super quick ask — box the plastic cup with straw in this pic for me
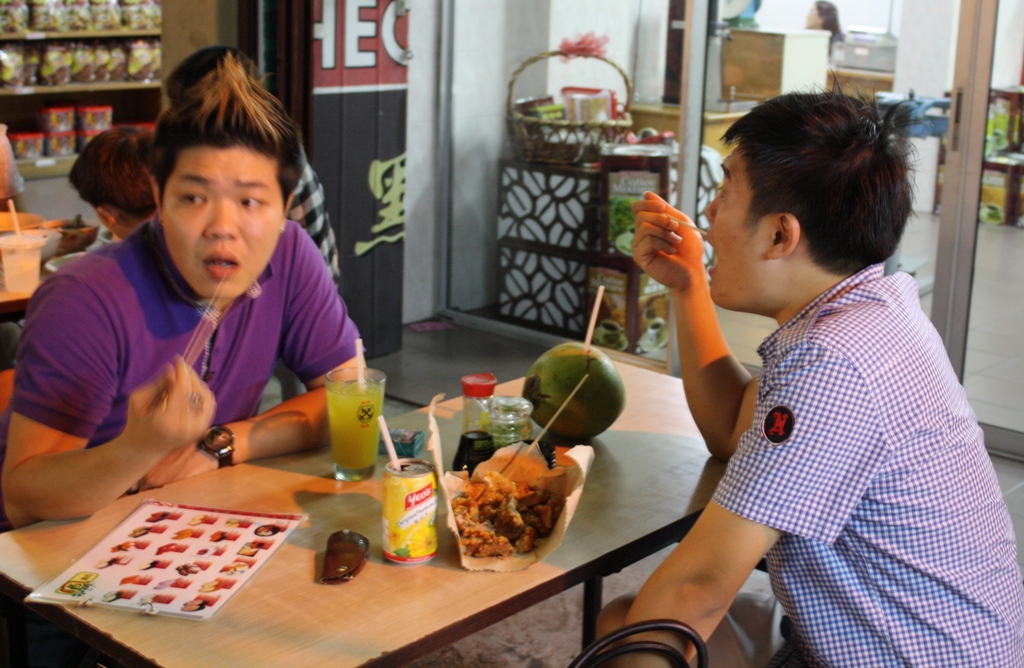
[325,339,386,481]
[2,200,45,293]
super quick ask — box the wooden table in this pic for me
[0,363,723,667]
[0,289,31,322]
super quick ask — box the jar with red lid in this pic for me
[8,132,45,160]
[44,131,76,157]
[77,129,103,152]
[38,106,75,133]
[76,105,113,131]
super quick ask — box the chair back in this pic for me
[567,618,708,668]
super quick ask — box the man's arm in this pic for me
[228,377,330,464]
[632,193,754,459]
[139,358,357,490]
[3,359,215,527]
[611,501,781,666]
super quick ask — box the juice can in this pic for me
[382,458,438,564]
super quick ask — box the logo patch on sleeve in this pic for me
[762,405,795,443]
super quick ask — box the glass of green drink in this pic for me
[325,367,387,481]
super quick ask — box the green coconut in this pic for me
[522,342,626,440]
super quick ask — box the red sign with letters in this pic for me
[312,0,409,91]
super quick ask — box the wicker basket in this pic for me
[506,51,633,165]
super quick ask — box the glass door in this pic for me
[673,0,960,369]
[932,0,1024,459]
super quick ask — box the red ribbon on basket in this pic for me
[558,33,609,61]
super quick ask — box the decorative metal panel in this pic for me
[497,161,599,252]
[497,244,587,335]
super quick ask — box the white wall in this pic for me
[403,0,441,323]
[446,0,551,312]
[992,0,1024,88]
[756,0,903,37]
[891,0,958,213]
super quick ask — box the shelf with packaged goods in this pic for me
[0,29,160,41]
[15,154,78,180]
[0,80,160,96]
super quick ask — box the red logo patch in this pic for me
[762,406,795,443]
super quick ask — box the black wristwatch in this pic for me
[198,425,235,468]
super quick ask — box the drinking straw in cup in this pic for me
[326,366,386,481]
[0,203,45,293]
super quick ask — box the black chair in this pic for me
[567,619,709,668]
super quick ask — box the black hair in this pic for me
[152,54,302,201]
[165,46,257,109]
[69,126,156,218]
[722,89,913,275]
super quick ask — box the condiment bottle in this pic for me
[452,373,497,475]
[489,396,534,448]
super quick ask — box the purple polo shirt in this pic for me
[0,219,359,532]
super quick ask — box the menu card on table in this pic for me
[27,499,305,620]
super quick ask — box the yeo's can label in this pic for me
[382,458,438,564]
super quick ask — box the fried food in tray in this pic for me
[452,471,565,558]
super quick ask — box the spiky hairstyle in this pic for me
[152,54,301,200]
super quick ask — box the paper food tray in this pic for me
[426,397,594,572]
[26,499,305,620]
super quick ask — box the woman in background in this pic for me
[806,1,843,54]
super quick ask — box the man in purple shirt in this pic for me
[0,55,359,535]
[599,91,1024,666]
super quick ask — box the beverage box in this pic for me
[600,144,670,258]
[986,88,1023,157]
[979,158,1015,226]
[587,264,670,357]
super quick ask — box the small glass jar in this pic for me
[489,396,534,448]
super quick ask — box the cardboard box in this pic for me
[587,265,670,357]
[979,158,1014,226]
[986,89,1023,158]
[600,145,670,258]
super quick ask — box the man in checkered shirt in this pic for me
[289,152,340,287]
[599,90,1024,666]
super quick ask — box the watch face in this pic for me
[208,431,232,450]
[204,426,234,458]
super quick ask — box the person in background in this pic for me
[69,126,156,241]
[0,125,26,371]
[165,45,340,290]
[0,124,25,213]
[0,56,359,667]
[599,90,1024,666]
[806,1,843,54]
